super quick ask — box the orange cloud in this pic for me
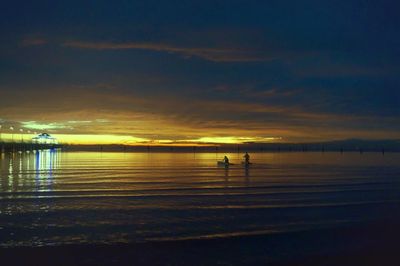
[21,37,47,46]
[1,84,398,144]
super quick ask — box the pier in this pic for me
[0,142,62,153]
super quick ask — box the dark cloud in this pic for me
[63,40,273,62]
[20,37,47,46]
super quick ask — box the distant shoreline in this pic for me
[1,139,400,153]
[61,138,400,153]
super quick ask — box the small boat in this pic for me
[217,161,232,166]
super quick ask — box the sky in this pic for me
[0,0,399,144]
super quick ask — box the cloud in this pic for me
[63,40,275,62]
[20,37,47,46]
[21,121,70,130]
[188,136,282,144]
[1,83,398,142]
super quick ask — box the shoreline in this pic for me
[2,138,400,153]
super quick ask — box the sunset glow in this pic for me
[0,1,398,145]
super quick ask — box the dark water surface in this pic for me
[1,150,399,248]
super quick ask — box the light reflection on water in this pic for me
[0,151,399,247]
[0,149,59,193]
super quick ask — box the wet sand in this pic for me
[1,220,399,266]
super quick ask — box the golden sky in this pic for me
[0,89,398,145]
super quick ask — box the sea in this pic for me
[1,150,400,249]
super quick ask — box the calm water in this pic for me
[0,150,399,247]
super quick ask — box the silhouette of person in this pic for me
[243,152,250,164]
[223,155,229,164]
